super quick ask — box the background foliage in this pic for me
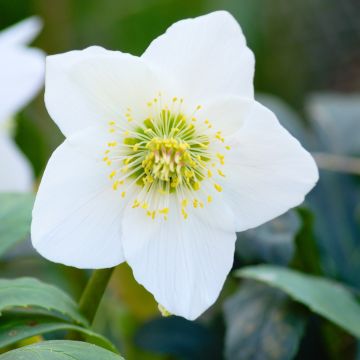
[1,0,360,359]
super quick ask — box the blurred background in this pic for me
[1,0,360,359]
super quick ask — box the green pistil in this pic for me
[123,113,209,192]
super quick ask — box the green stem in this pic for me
[78,267,115,324]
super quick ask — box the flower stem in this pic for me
[78,267,115,324]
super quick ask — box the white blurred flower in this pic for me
[0,17,45,191]
[31,12,318,319]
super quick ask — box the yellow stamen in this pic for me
[214,183,223,192]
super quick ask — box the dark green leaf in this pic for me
[236,210,300,265]
[307,168,360,288]
[0,313,117,353]
[0,193,34,257]
[305,93,360,288]
[223,280,305,360]
[135,316,221,360]
[290,208,322,275]
[238,265,360,338]
[15,112,51,178]
[0,340,124,359]
[0,278,87,326]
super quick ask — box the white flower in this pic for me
[0,17,45,191]
[31,11,318,319]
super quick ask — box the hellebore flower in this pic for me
[0,17,44,191]
[31,11,318,319]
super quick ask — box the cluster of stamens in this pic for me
[102,93,230,220]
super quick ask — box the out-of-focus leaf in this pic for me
[0,340,124,359]
[223,281,305,360]
[0,256,88,302]
[236,210,300,265]
[238,265,360,338]
[0,193,34,257]
[307,93,360,155]
[308,168,360,287]
[305,93,360,288]
[93,295,165,360]
[290,208,322,275]
[0,313,117,353]
[320,321,356,360]
[134,316,221,360]
[356,341,360,360]
[111,264,158,321]
[225,0,263,53]
[0,278,87,326]
[15,112,50,178]
[305,86,360,360]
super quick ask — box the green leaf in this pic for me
[0,313,117,353]
[0,193,34,257]
[237,265,360,338]
[0,340,124,359]
[135,316,221,359]
[15,112,51,178]
[236,210,300,265]
[305,93,360,288]
[0,278,87,326]
[223,281,305,360]
[290,208,322,275]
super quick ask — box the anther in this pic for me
[214,183,223,192]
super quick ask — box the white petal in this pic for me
[200,95,253,136]
[222,100,319,231]
[0,133,33,192]
[0,17,42,47]
[31,129,128,268]
[0,47,44,123]
[142,11,254,103]
[121,197,236,320]
[45,46,160,137]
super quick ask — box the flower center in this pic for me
[103,94,230,220]
[143,137,193,186]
